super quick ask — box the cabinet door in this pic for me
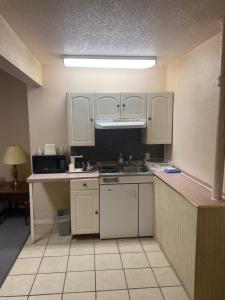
[139,183,154,237]
[71,190,99,235]
[67,93,95,146]
[121,93,147,119]
[95,93,120,119]
[142,93,173,144]
[100,184,138,239]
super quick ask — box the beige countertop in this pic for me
[154,171,225,208]
[27,172,99,183]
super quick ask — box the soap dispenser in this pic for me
[118,153,125,168]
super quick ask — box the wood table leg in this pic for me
[29,183,35,242]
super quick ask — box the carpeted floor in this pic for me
[0,211,30,287]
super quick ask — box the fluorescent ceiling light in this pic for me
[63,56,156,69]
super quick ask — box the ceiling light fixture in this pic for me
[63,56,157,69]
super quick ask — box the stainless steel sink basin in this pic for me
[121,165,149,174]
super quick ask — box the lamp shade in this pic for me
[2,145,27,165]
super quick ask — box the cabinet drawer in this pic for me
[70,179,99,190]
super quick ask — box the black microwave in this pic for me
[32,155,67,174]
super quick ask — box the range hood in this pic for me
[95,119,146,129]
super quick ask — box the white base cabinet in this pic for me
[139,183,154,237]
[70,179,99,235]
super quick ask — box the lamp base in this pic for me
[12,165,20,189]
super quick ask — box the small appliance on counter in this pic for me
[68,155,95,173]
[32,155,67,174]
[44,144,56,155]
[69,155,83,173]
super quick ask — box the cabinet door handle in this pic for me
[83,183,87,187]
[95,210,99,215]
[107,188,112,191]
[122,104,126,107]
[90,118,94,122]
[117,104,120,108]
[148,117,152,121]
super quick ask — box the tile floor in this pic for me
[0,224,190,300]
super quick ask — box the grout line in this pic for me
[61,229,72,299]
[4,234,187,299]
[117,239,131,300]
[94,237,97,300]
[140,240,166,300]
[27,224,54,297]
[7,266,178,278]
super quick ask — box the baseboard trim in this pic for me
[34,219,54,225]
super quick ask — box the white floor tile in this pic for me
[1,237,189,299]
[161,286,190,300]
[29,295,62,300]
[67,255,94,271]
[72,238,94,243]
[118,238,143,253]
[64,271,95,293]
[121,252,149,268]
[52,223,59,233]
[48,233,71,244]
[30,273,65,295]
[97,290,129,300]
[19,245,46,258]
[44,243,70,257]
[96,269,127,291]
[95,253,122,270]
[146,252,170,267]
[10,258,41,275]
[38,256,68,273]
[125,268,158,288]
[0,275,35,296]
[70,242,94,255]
[0,297,28,300]
[140,238,161,252]
[34,224,53,234]
[153,267,180,287]
[25,234,49,246]
[63,292,95,300]
[95,240,119,254]
[129,288,164,300]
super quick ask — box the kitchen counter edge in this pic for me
[153,171,225,208]
[27,172,99,183]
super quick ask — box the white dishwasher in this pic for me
[100,175,153,239]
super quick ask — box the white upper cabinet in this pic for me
[95,93,120,119]
[142,92,173,144]
[121,93,147,119]
[67,93,95,146]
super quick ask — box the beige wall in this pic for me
[0,69,31,182]
[0,15,42,86]
[27,64,166,222]
[165,34,222,189]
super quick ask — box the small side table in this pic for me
[0,182,29,225]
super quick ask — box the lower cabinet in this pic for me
[70,180,99,235]
[139,183,154,237]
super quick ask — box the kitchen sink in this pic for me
[122,166,149,173]
[98,161,151,175]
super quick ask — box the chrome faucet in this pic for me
[128,154,133,166]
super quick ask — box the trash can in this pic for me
[57,209,71,236]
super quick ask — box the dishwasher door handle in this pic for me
[107,188,112,191]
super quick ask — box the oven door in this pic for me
[100,184,138,239]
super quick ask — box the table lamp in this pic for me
[2,145,27,187]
